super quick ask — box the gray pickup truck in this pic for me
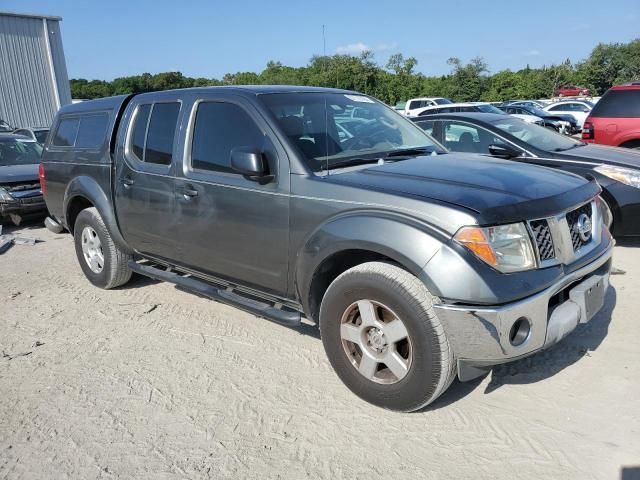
[41,86,614,411]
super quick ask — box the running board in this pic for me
[128,261,302,327]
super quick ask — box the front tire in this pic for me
[73,207,132,289]
[319,262,455,412]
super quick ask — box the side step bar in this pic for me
[128,261,302,327]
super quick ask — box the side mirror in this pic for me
[230,147,272,182]
[488,144,521,159]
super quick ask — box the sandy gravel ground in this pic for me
[1,223,639,480]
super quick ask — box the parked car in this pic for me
[544,100,593,128]
[13,127,50,145]
[403,97,452,116]
[412,112,639,236]
[0,134,47,225]
[555,85,590,97]
[499,104,578,134]
[0,120,13,132]
[41,87,613,411]
[582,83,640,149]
[414,102,505,116]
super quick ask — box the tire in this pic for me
[319,262,455,412]
[73,207,132,289]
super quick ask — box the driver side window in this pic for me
[442,121,510,155]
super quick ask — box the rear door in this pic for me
[114,93,183,260]
[174,93,290,296]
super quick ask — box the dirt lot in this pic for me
[1,223,639,480]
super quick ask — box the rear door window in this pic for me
[52,118,80,146]
[590,90,640,118]
[128,102,180,165]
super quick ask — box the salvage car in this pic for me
[41,87,613,411]
[13,127,50,146]
[412,112,638,236]
[499,104,578,134]
[0,134,47,225]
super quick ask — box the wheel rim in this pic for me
[340,299,413,385]
[81,226,104,273]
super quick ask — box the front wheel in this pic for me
[73,207,132,289]
[319,262,455,412]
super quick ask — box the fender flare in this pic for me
[295,211,448,315]
[63,175,133,254]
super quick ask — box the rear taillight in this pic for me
[38,163,46,195]
[582,121,594,140]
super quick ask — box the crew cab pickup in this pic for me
[41,86,614,411]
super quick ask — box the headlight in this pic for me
[0,187,14,202]
[595,195,613,228]
[594,165,640,189]
[454,222,536,273]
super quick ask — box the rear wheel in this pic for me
[319,262,455,412]
[73,207,132,289]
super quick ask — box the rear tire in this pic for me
[319,262,455,412]
[73,207,132,289]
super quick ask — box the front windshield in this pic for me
[434,98,452,105]
[491,117,582,151]
[0,139,43,166]
[528,107,549,117]
[476,104,505,114]
[260,92,444,172]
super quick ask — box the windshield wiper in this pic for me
[554,143,586,152]
[325,157,384,170]
[384,147,432,158]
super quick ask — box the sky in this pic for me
[4,0,639,80]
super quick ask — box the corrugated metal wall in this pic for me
[0,13,72,129]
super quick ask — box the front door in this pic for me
[114,94,183,260]
[174,94,290,296]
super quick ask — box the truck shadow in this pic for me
[423,287,617,412]
[484,286,617,393]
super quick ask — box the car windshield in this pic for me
[434,98,452,105]
[476,104,504,114]
[0,138,43,166]
[491,117,582,151]
[34,130,49,144]
[528,107,549,117]
[260,92,445,172]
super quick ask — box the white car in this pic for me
[543,100,594,128]
[403,97,453,116]
[411,102,506,117]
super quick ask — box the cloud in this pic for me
[525,49,541,56]
[336,42,398,55]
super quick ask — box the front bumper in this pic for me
[434,245,613,381]
[0,195,47,218]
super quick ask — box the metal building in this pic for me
[0,11,72,129]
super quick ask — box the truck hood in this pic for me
[0,164,39,185]
[324,153,600,224]
[555,144,640,169]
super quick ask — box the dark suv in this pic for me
[40,86,614,411]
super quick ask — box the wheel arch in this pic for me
[63,176,133,254]
[296,213,447,322]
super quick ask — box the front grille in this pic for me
[6,182,41,193]
[529,219,555,261]
[566,203,593,251]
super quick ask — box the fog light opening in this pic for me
[509,317,531,346]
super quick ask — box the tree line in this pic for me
[70,38,640,105]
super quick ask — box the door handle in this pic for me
[122,177,135,188]
[182,188,198,199]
